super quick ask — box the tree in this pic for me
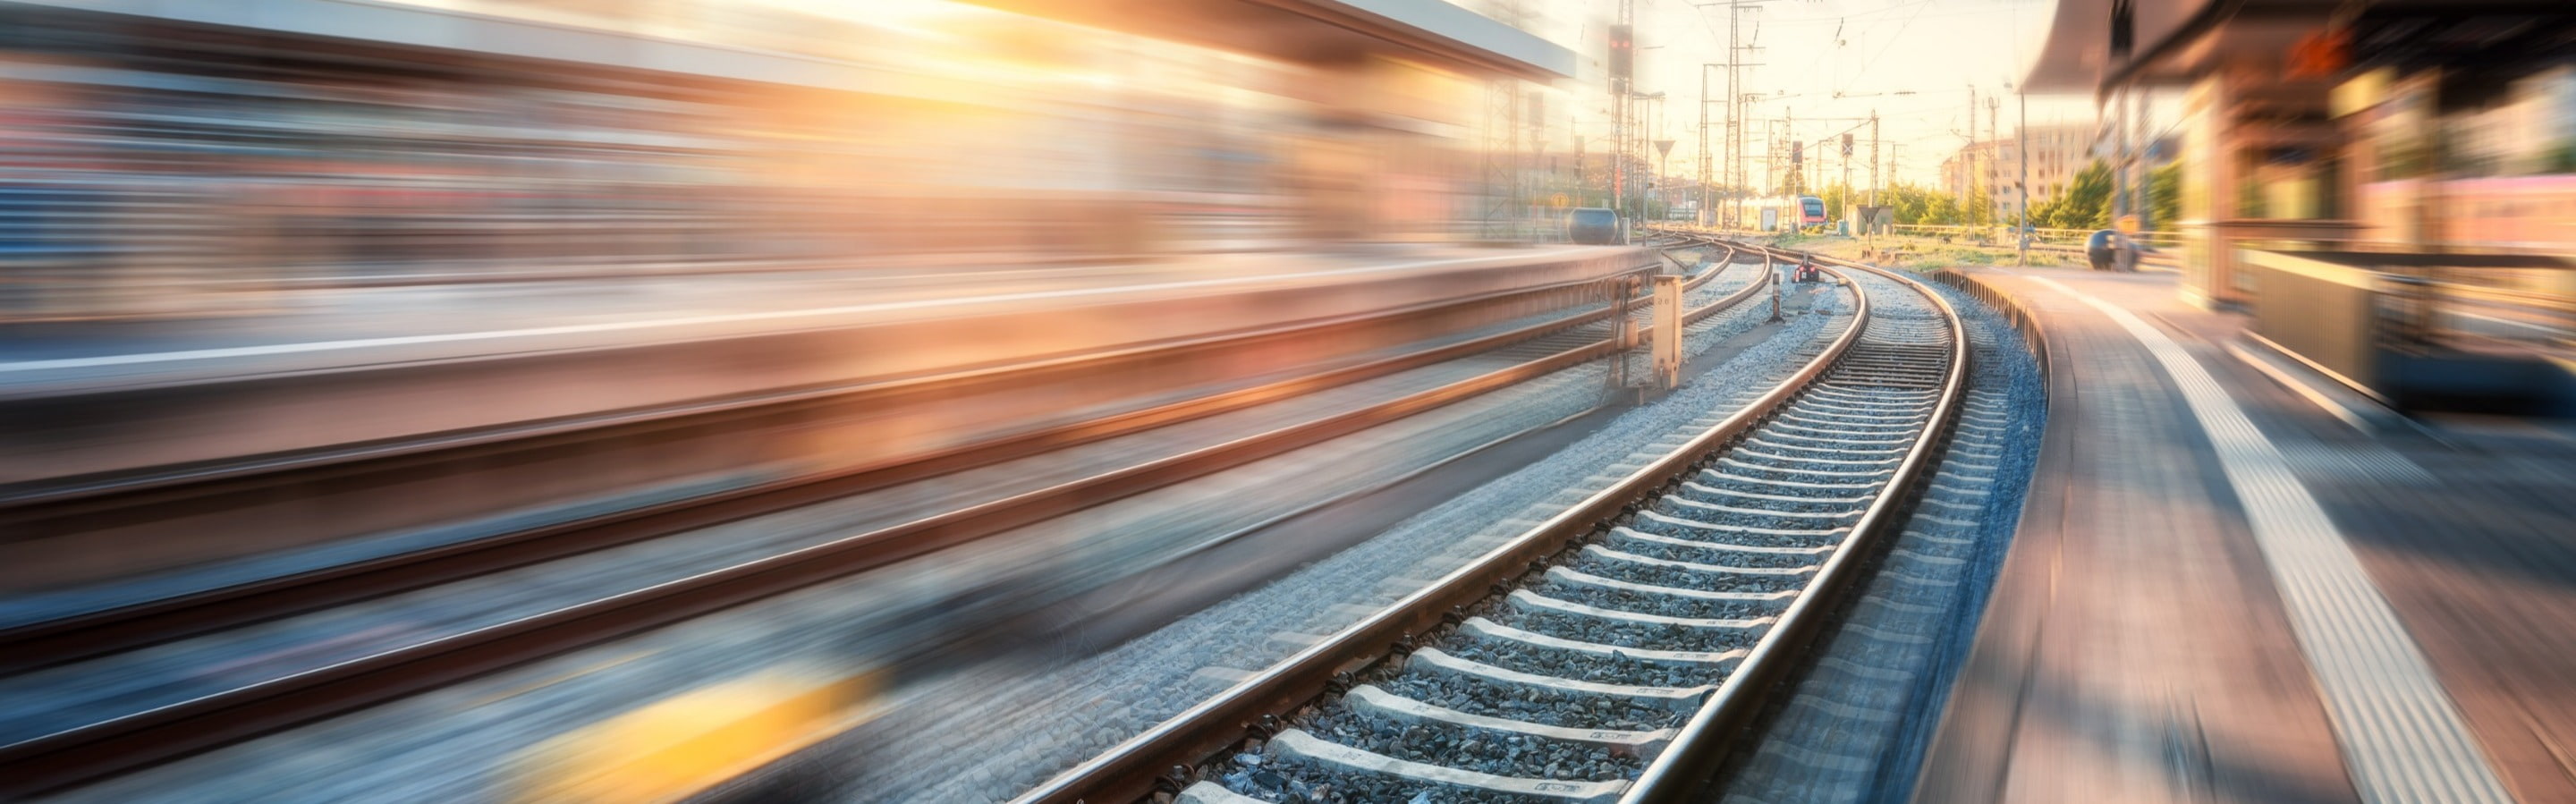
[1879,182,1965,225]
[1924,191,1962,226]
[2148,163,2182,230]
[1818,182,1856,220]
[2033,159,2114,229]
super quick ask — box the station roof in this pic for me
[2024,0,2576,98]
[15,0,1574,95]
[960,0,1579,80]
[2024,0,2272,95]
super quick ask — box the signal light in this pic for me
[1608,25,1633,80]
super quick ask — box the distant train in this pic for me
[1745,196,1829,232]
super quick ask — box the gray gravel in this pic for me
[1564,554,1808,594]
[1301,703,1644,782]
[1442,636,1716,689]
[1530,578,1779,622]
[1372,668,1689,733]
[1645,497,1861,532]
[1672,486,1872,514]
[1627,511,1845,548]
[1222,751,1555,804]
[1492,608,1757,654]
[1603,535,1827,570]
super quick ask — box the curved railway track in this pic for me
[1015,239,1970,804]
[0,241,1763,798]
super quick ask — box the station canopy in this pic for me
[2022,0,2576,97]
[959,0,1577,80]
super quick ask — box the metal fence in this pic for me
[1887,224,2183,249]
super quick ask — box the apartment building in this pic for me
[1942,123,2098,219]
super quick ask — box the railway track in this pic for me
[1013,240,1969,804]
[0,241,1762,798]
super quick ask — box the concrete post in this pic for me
[1652,275,1683,388]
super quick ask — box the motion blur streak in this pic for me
[0,0,1583,322]
[0,2,1611,800]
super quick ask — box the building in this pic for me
[1941,124,2110,223]
[2021,0,2574,309]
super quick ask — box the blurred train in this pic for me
[509,667,878,804]
[1746,196,1829,232]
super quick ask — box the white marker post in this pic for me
[1653,274,1684,388]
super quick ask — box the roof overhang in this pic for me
[2024,0,2576,99]
[2021,0,2243,96]
[959,0,1578,80]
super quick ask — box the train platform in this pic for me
[1918,267,2576,804]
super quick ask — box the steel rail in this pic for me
[0,251,1768,799]
[1009,241,1852,804]
[1616,237,1970,803]
[1,260,1682,674]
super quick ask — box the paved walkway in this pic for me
[1919,267,2576,804]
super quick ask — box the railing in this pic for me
[2242,247,2574,404]
[1887,223,2184,248]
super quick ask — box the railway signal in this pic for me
[1608,25,1633,80]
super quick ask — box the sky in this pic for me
[1563,0,2118,190]
[774,0,2147,191]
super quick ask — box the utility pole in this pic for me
[1868,111,1881,207]
[1762,120,1775,200]
[1840,131,1852,223]
[2110,84,2128,223]
[1965,83,1979,227]
[1987,95,2000,233]
[1726,2,1748,229]
[1887,142,1902,197]
[2017,85,2029,265]
[2132,87,2150,231]
[1690,0,1767,230]
[1610,8,1632,222]
[1698,65,1711,226]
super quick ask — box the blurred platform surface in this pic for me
[1919,267,2576,804]
[1,245,1651,486]
[0,245,1624,390]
